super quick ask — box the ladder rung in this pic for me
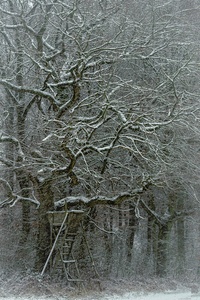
[52,223,66,226]
[63,259,76,263]
[65,239,75,242]
[66,278,84,282]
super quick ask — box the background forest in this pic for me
[0,0,200,283]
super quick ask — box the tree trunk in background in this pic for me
[170,183,186,274]
[176,217,185,274]
[126,203,137,264]
[88,207,97,231]
[103,207,113,275]
[34,179,54,272]
[14,175,31,270]
[4,96,15,190]
[176,191,186,275]
[146,191,157,272]
[17,107,31,245]
[18,177,31,244]
[117,205,124,277]
[156,222,173,276]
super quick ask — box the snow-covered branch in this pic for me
[0,80,60,108]
[55,182,152,209]
[0,178,40,208]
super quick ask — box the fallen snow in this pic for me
[0,290,200,300]
[0,274,199,300]
[100,291,200,300]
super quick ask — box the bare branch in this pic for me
[0,79,60,109]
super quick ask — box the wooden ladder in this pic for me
[42,210,84,285]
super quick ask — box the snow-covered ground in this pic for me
[1,274,199,300]
[100,291,200,300]
[0,290,200,300]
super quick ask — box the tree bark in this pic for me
[17,106,31,244]
[34,179,54,272]
[176,217,185,274]
[156,222,172,277]
[126,204,137,264]
[146,192,157,273]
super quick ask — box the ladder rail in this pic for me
[41,212,69,276]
